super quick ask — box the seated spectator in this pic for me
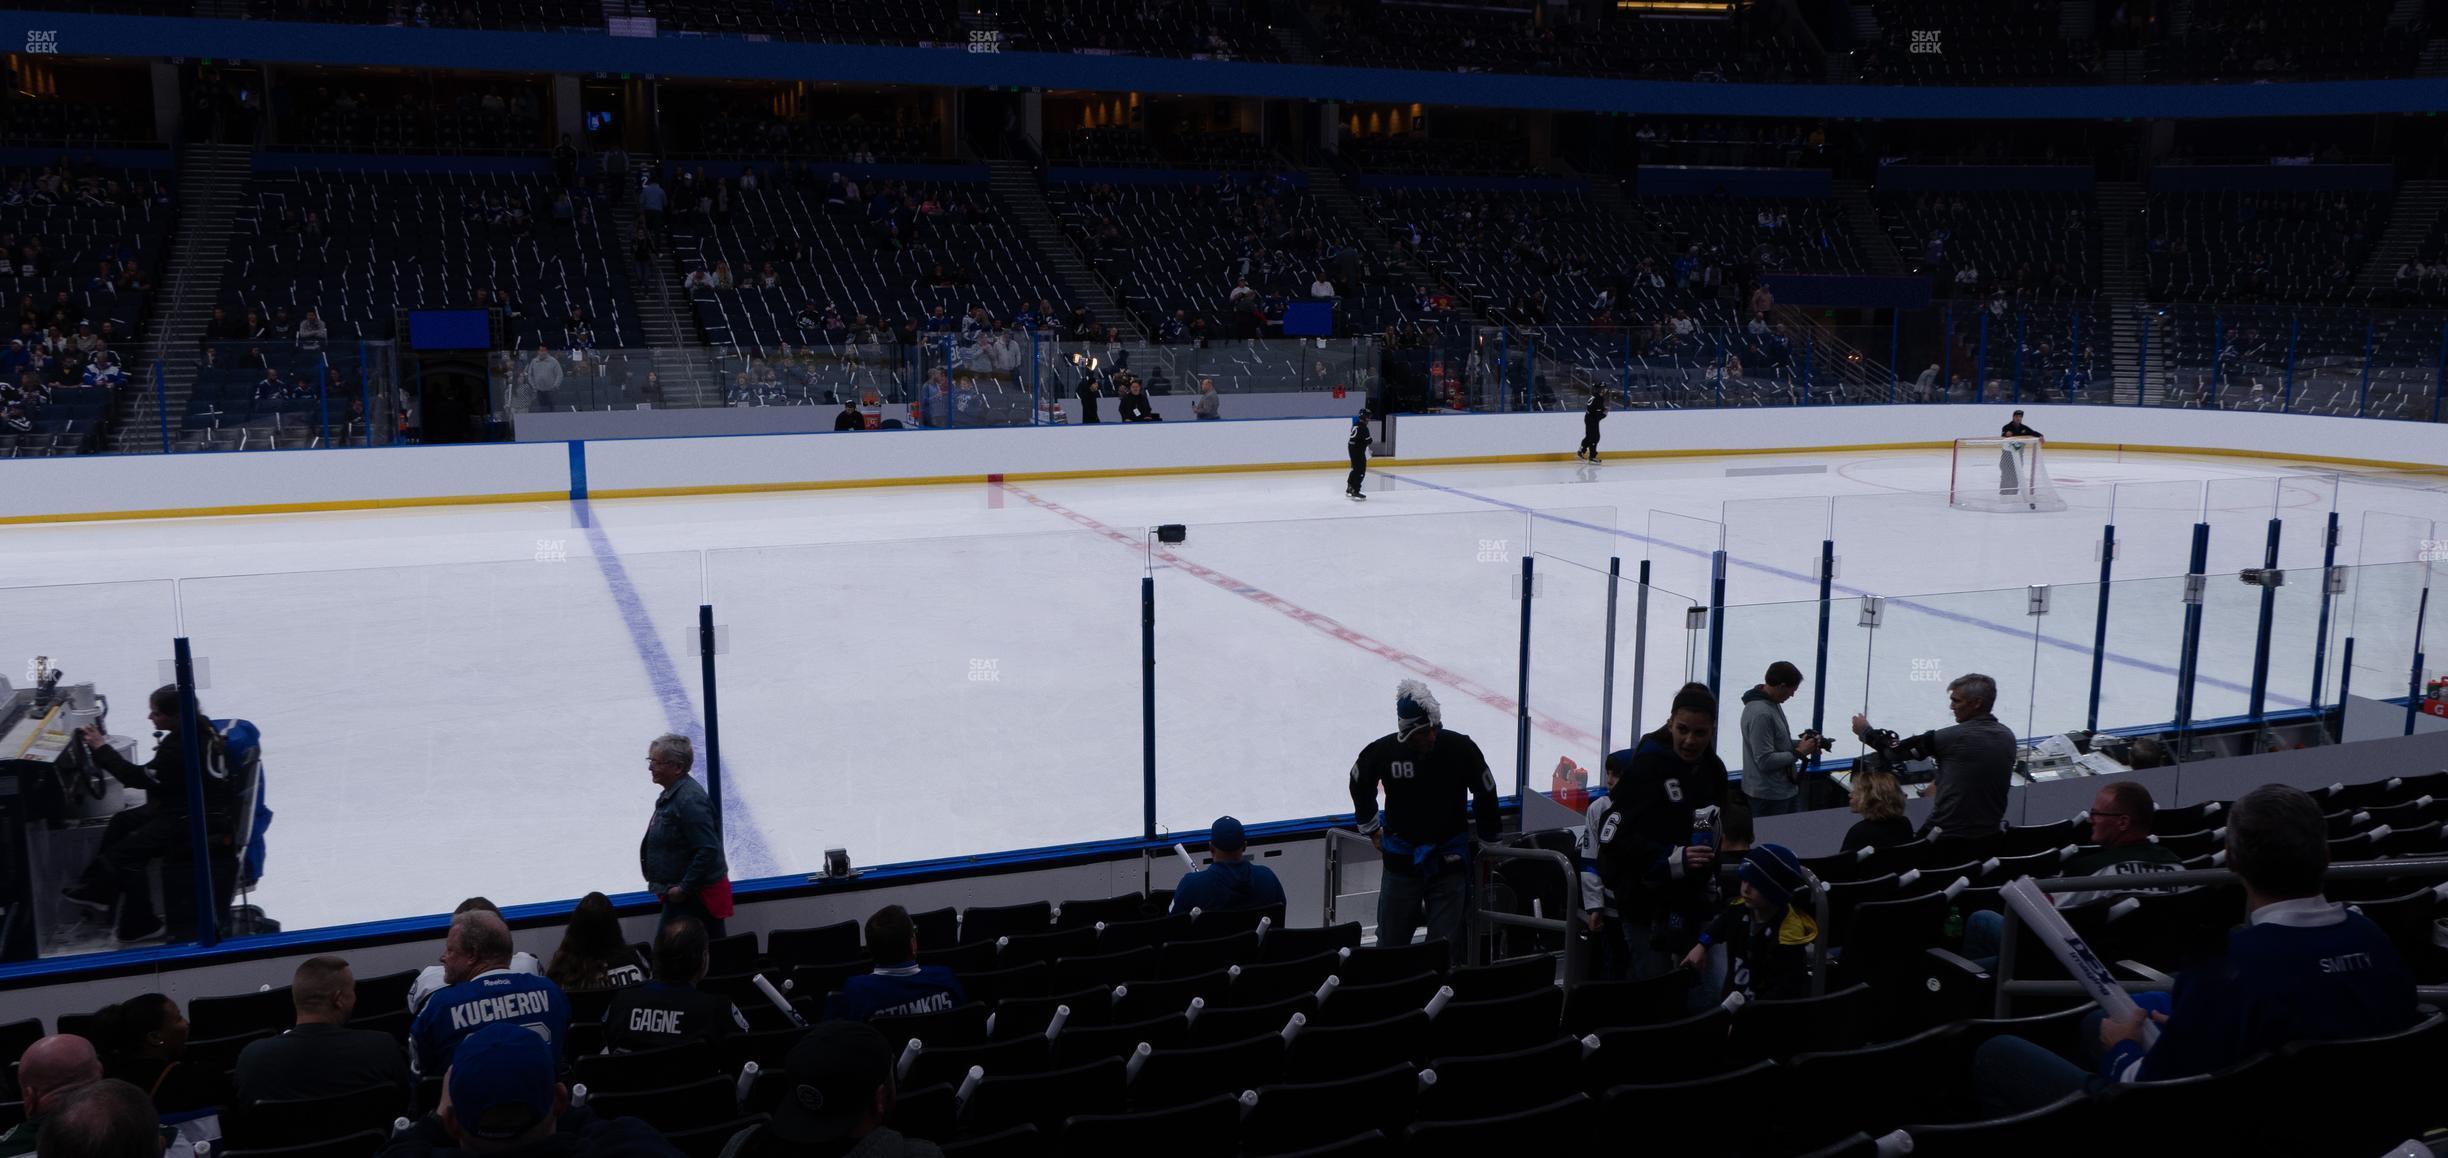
[600,918,749,1054]
[1,1036,102,1157]
[1680,843,1816,1002]
[716,1020,941,1158]
[296,309,328,351]
[1116,378,1157,422]
[1310,276,1335,299]
[826,906,965,1023]
[234,955,411,1106]
[1839,770,1913,853]
[1,400,28,434]
[409,898,544,1014]
[380,1022,678,1158]
[93,994,222,1116]
[26,1080,160,1158]
[542,892,645,994]
[834,399,864,431]
[1958,780,2193,968]
[409,909,570,1077]
[1169,816,1285,916]
[1972,784,2419,1116]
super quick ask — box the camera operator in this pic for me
[62,686,234,943]
[1850,672,2015,844]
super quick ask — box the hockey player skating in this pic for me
[1346,411,1371,500]
[1577,388,1608,461]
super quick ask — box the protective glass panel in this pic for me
[710,530,1141,871]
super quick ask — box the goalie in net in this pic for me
[1951,411,2065,513]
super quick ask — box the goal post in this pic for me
[1950,437,2067,513]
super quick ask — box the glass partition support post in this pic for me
[2247,519,2282,724]
[1889,311,1900,404]
[2012,313,2025,406]
[2211,313,2224,409]
[154,359,168,453]
[2284,317,2299,412]
[2136,312,2149,407]
[1714,333,1725,409]
[2088,522,2116,732]
[1811,538,1835,737]
[1498,330,1510,412]
[1515,553,1534,796]
[2309,512,2342,710]
[1524,334,1537,412]
[698,604,723,838]
[1029,332,1042,425]
[1632,558,1651,746]
[318,367,332,447]
[2359,321,2375,419]
[1974,310,1988,405]
[1601,556,1622,760]
[362,342,378,446]
[1141,574,1157,840]
[2434,322,2448,424]
[2172,521,2212,744]
[1619,330,1632,401]
[1706,547,1728,704]
[2337,637,2357,726]
[1941,306,1954,403]
[2408,590,2430,738]
[2068,311,2082,402]
[172,635,219,948]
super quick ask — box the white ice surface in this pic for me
[0,447,2437,936]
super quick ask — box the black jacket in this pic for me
[234,1023,411,1106]
[1840,814,1916,854]
[1349,421,1372,453]
[1118,391,1154,421]
[1348,729,1499,851]
[380,1108,680,1158]
[1596,729,1730,921]
[91,729,233,823]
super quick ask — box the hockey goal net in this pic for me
[1950,437,2066,513]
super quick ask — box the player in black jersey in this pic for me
[1346,412,1372,500]
[1349,680,1501,946]
[1578,388,1608,461]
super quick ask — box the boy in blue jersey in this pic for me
[1170,816,1286,916]
[826,906,967,1024]
[1974,783,2417,1115]
[409,909,570,1077]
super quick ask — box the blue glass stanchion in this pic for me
[1142,574,1157,839]
[2088,522,2116,732]
[2247,519,2281,723]
[698,603,723,836]
[1514,553,1534,794]
[2172,521,2212,742]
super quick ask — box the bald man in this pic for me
[0,1036,103,1157]
[407,910,569,1077]
[234,956,409,1105]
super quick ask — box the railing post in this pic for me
[2360,320,2375,418]
[154,359,169,453]
[1812,537,1835,738]
[2172,521,2211,744]
[1142,574,1157,840]
[1515,553,1534,796]
[1975,309,1988,404]
[2285,316,2299,412]
[2210,313,2223,409]
[1941,305,1953,402]
[2434,321,2448,424]
[2248,518,2281,724]
[1705,547,1727,704]
[2309,511,2342,711]
[2089,522,2115,732]
[172,637,218,947]
[698,604,723,837]
[2012,311,2025,406]
[1601,555,1621,761]
[2136,310,2150,406]
[1889,310,1900,404]
[1631,558,1651,742]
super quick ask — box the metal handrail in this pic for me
[1322,827,1580,970]
[1989,856,2448,1016]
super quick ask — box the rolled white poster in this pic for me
[2000,876,2160,1050]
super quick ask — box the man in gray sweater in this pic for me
[1852,673,2018,843]
[1739,662,1821,817]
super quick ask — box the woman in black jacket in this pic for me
[1840,769,1915,853]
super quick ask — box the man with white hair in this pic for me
[1348,680,1501,947]
[642,733,729,940]
[1852,672,2017,843]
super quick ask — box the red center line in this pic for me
[997,481,1608,756]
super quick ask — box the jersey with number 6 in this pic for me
[1596,727,1729,919]
[1349,729,1501,847]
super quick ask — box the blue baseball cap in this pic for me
[447,1022,557,1140]
[1210,816,1247,853]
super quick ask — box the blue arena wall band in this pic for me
[17,11,2448,121]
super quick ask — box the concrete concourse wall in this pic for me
[5,404,2444,524]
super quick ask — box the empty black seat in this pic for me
[665,1114,768,1158]
[1903,1091,2095,1158]
[1259,922,1364,963]
[1421,1035,1580,1119]
[574,1039,716,1094]
[1241,1064,1417,1154]
[962,901,1053,943]
[1052,1012,1190,1068]
[870,1003,989,1054]
[1052,946,1159,991]
[1787,1023,1969,1143]
[1728,982,1871,1063]
[707,933,760,976]
[1061,1092,1239,1155]
[216,1129,390,1158]
[1562,972,1694,1035]
[223,1083,407,1149]
[1425,985,1564,1059]
[996,925,1098,969]
[1055,893,1152,929]
[1158,930,1259,978]
[1283,1010,1428,1082]
[916,940,999,974]
[1227,951,1342,1007]
[1335,940,1449,985]
[1127,1032,1285,1111]
[2265,1011,2447,1155]
[1583,1007,1731,1090]
[954,962,1051,1007]
[1601,1060,1779,1150]
[1093,914,1193,955]
[1404,1091,1595,1146]
[583,1075,738,1133]
[903,1035,1052,1092]
[938,1123,1035,1156]
[1314,972,1441,1028]
[987,988,1112,1041]
[1442,954,1555,1001]
[1112,969,1232,1022]
[1184,906,1280,938]
[767,921,861,967]
[1185,994,1315,1048]
[910,907,960,948]
[957,1056,1127,1137]
[189,988,293,1040]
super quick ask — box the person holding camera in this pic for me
[1598,682,1730,982]
[1739,661,1821,818]
[1850,672,2016,844]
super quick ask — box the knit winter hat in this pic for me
[1396,680,1442,741]
[1738,843,1809,907]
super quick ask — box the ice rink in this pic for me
[5,444,2444,940]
